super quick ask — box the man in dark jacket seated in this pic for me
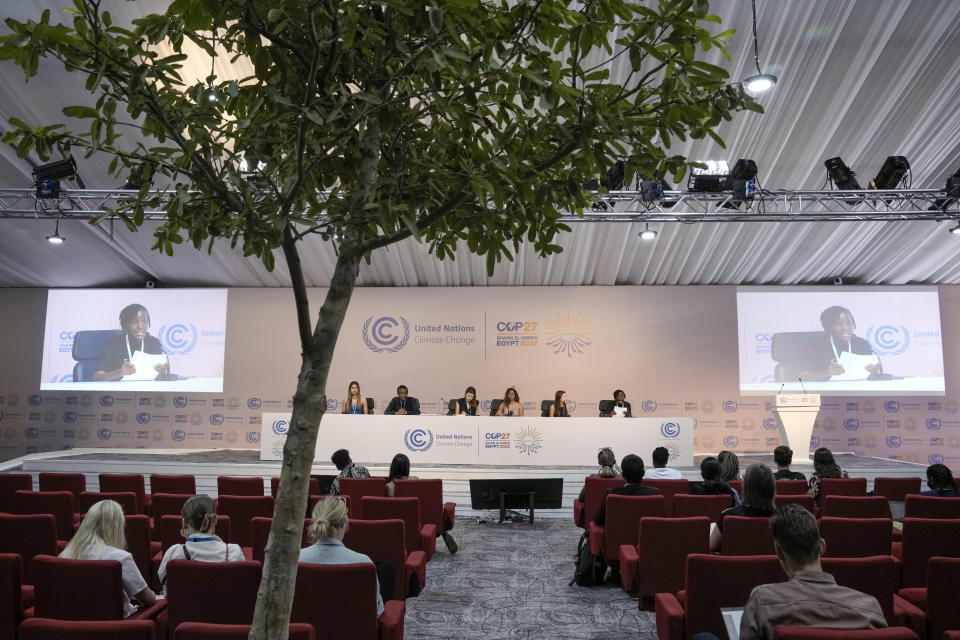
[384,385,421,415]
[593,453,661,526]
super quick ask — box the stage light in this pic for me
[583,160,626,191]
[641,180,664,203]
[45,219,65,245]
[33,157,77,199]
[741,0,777,93]
[949,222,960,235]
[731,159,758,201]
[824,157,861,190]
[639,224,657,240]
[688,160,730,192]
[870,156,910,189]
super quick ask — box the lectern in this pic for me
[773,394,821,465]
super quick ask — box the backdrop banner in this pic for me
[260,413,694,467]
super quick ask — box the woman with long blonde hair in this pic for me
[61,499,155,617]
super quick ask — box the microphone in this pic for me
[777,383,785,395]
[798,377,807,394]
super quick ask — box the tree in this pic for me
[1,0,758,636]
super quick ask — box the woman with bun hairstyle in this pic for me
[157,494,245,590]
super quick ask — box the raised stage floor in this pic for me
[1,449,927,519]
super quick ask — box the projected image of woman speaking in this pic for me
[794,305,881,381]
[94,303,170,381]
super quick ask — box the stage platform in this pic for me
[0,449,927,519]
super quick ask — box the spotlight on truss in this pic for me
[824,157,861,190]
[870,156,910,189]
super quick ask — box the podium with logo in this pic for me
[773,394,821,465]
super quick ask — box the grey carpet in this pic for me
[405,518,657,640]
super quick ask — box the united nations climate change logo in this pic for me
[28,394,41,406]
[171,429,186,441]
[886,435,903,448]
[659,422,680,438]
[247,397,262,410]
[723,435,740,448]
[137,412,151,424]
[97,428,112,441]
[929,453,944,464]
[272,419,289,436]
[326,398,338,411]
[246,431,260,444]
[173,395,187,409]
[722,400,738,413]
[515,426,542,456]
[844,418,860,431]
[642,400,657,413]
[404,428,433,453]
[866,325,910,356]
[63,411,77,424]
[362,316,410,353]
[210,414,224,426]
[884,400,900,413]
[926,417,942,431]
[763,417,777,431]
[543,311,591,358]
[810,435,820,448]
[100,394,114,407]
[158,323,199,355]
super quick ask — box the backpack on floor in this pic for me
[570,530,605,586]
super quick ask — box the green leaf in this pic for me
[62,105,99,119]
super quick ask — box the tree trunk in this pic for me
[248,248,361,640]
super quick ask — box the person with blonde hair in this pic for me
[60,499,155,617]
[157,494,244,590]
[299,497,390,614]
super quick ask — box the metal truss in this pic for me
[0,186,957,222]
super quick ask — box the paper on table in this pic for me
[121,351,169,381]
[612,405,627,417]
[830,351,881,381]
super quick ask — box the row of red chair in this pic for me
[0,552,403,640]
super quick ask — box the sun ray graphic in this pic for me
[543,310,592,358]
[515,426,542,456]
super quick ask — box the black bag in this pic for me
[570,531,605,586]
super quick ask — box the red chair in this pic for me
[821,496,892,519]
[216,476,263,497]
[125,515,156,591]
[588,495,665,569]
[149,475,196,510]
[158,515,232,555]
[654,553,785,640]
[290,563,405,640]
[394,478,456,536]
[671,494,732,521]
[15,491,75,541]
[338,478,387,518]
[775,479,809,495]
[637,479,688,518]
[100,474,147,514]
[361,497,437,561]
[270,476,318,498]
[873,477,922,502]
[892,518,960,588]
[573,476,625,528]
[174,622,314,639]
[619,516,709,609]
[0,553,22,640]
[720,516,775,556]
[77,492,138,517]
[308,494,350,516]
[819,518,892,558]
[819,477,868,501]
[158,560,261,640]
[343,518,427,599]
[249,517,311,564]
[0,513,56,587]
[38,473,86,499]
[150,494,194,542]
[898,557,960,633]
[822,556,924,633]
[215,496,274,549]
[19,618,157,639]
[775,494,816,513]
[773,627,918,639]
[729,479,743,496]
[903,495,960,519]
[32,555,165,621]
[0,474,32,512]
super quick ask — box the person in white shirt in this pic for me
[157,494,245,591]
[646,446,683,479]
[60,499,156,618]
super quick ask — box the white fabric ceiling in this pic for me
[1,0,959,289]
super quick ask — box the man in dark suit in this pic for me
[594,454,661,526]
[384,385,421,415]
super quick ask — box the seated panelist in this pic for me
[603,389,632,417]
[548,390,570,417]
[455,386,480,416]
[495,387,524,416]
[341,380,369,415]
[384,385,420,415]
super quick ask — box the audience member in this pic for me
[718,450,741,482]
[738,504,886,639]
[773,445,806,481]
[647,446,683,479]
[692,457,740,506]
[299,497,391,614]
[710,464,776,552]
[385,453,418,497]
[384,385,420,415]
[157,494,244,590]
[807,447,848,503]
[593,454,660,527]
[329,448,371,495]
[60,499,156,618]
[921,463,959,496]
[577,447,621,502]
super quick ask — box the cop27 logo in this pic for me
[926,417,942,431]
[723,435,739,448]
[642,400,657,413]
[722,400,738,413]
[886,435,902,448]
[884,400,900,413]
[362,316,410,353]
[404,428,433,453]
[866,325,910,356]
[844,418,860,431]
[272,419,289,436]
[158,323,199,356]
[659,422,680,438]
